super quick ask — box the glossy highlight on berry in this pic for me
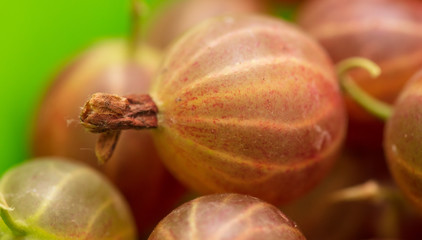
[148,193,307,240]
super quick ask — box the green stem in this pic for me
[129,0,149,54]
[129,0,141,53]
[328,180,383,203]
[0,195,26,236]
[336,57,393,121]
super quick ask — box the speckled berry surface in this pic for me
[149,14,347,205]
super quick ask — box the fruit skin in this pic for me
[150,14,347,205]
[0,158,136,239]
[31,39,185,235]
[297,0,422,150]
[145,0,266,49]
[384,70,422,213]
[148,193,306,240]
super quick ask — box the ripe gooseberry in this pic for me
[80,14,348,205]
[297,0,422,150]
[0,158,136,239]
[31,39,185,235]
[338,58,422,214]
[148,193,306,240]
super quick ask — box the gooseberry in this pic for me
[0,158,136,239]
[80,14,347,205]
[148,193,307,240]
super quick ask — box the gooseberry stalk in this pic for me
[129,0,141,53]
[336,57,392,121]
[328,180,383,203]
[325,181,411,238]
[129,0,149,54]
[0,194,26,237]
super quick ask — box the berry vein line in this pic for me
[160,55,334,101]
[83,198,113,236]
[188,199,199,240]
[26,168,89,223]
[211,202,268,239]
[158,25,320,94]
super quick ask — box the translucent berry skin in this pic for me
[148,193,306,240]
[150,15,346,205]
[0,158,136,239]
[31,39,185,234]
[146,0,266,49]
[385,70,422,212]
[297,0,422,149]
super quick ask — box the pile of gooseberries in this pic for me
[3,0,422,239]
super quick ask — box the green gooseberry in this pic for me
[0,158,136,240]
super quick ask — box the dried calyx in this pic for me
[80,93,158,163]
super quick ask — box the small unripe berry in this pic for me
[0,158,136,239]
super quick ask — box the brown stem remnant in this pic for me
[80,93,158,163]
